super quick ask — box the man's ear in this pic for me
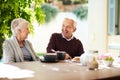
[73,28,76,32]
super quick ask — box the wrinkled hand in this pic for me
[65,53,72,59]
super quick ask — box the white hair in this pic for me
[63,17,77,28]
[11,18,29,36]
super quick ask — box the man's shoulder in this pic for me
[73,37,82,42]
[52,33,61,37]
[52,33,61,35]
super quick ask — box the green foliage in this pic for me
[72,5,88,20]
[60,0,88,4]
[71,0,80,4]
[37,52,45,56]
[0,0,45,59]
[0,0,45,37]
[35,6,46,25]
[104,56,114,61]
[71,0,88,4]
[41,4,59,23]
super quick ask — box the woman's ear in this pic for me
[18,28,22,33]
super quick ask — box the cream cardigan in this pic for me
[3,36,39,63]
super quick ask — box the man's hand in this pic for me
[65,53,72,59]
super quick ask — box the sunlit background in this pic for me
[28,12,88,53]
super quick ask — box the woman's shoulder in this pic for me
[3,38,14,47]
[4,36,17,43]
[3,38,12,44]
[24,40,32,46]
[25,39,31,43]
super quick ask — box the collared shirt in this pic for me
[62,33,74,41]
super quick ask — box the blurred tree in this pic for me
[0,0,46,59]
[41,4,59,23]
[62,0,88,5]
[73,5,88,20]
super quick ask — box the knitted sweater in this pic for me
[47,33,84,58]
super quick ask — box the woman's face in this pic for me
[62,19,76,39]
[19,23,30,40]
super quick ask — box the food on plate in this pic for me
[72,56,80,62]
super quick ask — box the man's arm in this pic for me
[46,33,56,53]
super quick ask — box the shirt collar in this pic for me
[62,33,74,41]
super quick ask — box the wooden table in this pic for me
[1,60,120,80]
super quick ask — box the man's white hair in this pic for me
[63,17,77,28]
[11,18,29,36]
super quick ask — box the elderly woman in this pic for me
[3,18,39,63]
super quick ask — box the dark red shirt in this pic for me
[46,33,84,58]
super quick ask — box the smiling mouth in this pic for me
[64,30,68,33]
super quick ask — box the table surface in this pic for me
[1,60,120,80]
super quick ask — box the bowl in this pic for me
[43,53,58,62]
[104,60,113,67]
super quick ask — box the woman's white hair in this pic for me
[11,18,29,36]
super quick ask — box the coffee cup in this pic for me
[57,51,66,60]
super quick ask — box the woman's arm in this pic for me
[3,40,15,63]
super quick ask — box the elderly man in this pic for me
[3,18,39,63]
[47,18,84,59]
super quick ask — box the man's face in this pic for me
[62,19,76,39]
